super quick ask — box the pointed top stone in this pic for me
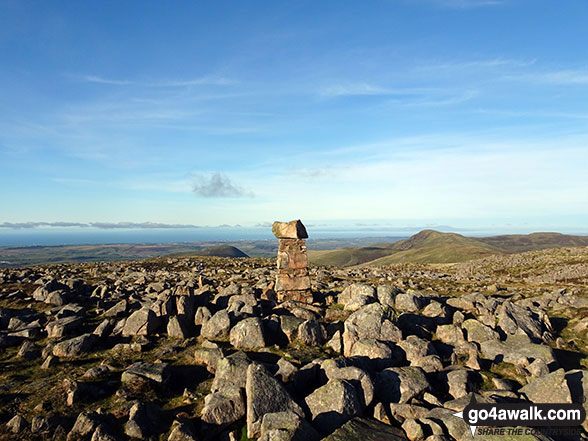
[272,220,308,239]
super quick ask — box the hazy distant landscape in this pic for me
[3,229,588,268]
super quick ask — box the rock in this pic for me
[343,303,402,356]
[377,285,399,308]
[246,362,304,438]
[426,408,471,441]
[83,365,112,380]
[402,418,425,441]
[397,335,437,364]
[7,414,28,433]
[421,301,448,320]
[122,361,170,384]
[212,352,251,393]
[280,315,305,342]
[348,338,396,368]
[327,330,342,353]
[17,340,40,360]
[194,306,212,326]
[565,369,588,431]
[323,361,374,409]
[395,292,425,312]
[122,307,161,336]
[230,317,266,349]
[93,319,113,338]
[377,367,429,404]
[45,290,68,305]
[31,415,51,433]
[272,220,308,239]
[305,379,362,435]
[527,359,550,378]
[91,425,118,441]
[276,358,298,383]
[322,417,409,440]
[462,319,499,344]
[194,347,224,373]
[168,420,199,441]
[442,368,482,399]
[103,299,127,317]
[201,389,246,425]
[67,411,100,441]
[53,334,96,357]
[480,335,557,369]
[46,316,84,338]
[520,368,572,403]
[167,315,192,339]
[124,401,161,439]
[297,319,327,346]
[259,411,320,441]
[41,355,59,369]
[201,309,231,340]
[338,283,376,312]
[496,301,546,341]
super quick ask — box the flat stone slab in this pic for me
[121,362,170,384]
[323,417,408,441]
[272,220,308,239]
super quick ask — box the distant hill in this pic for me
[193,245,249,258]
[308,229,588,266]
[477,232,588,253]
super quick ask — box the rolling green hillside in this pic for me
[308,229,588,266]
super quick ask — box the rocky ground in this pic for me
[1,250,588,441]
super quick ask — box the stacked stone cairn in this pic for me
[272,219,313,303]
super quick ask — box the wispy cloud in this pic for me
[319,83,393,97]
[79,75,132,85]
[506,69,588,85]
[289,168,334,178]
[0,221,202,229]
[192,172,254,198]
[73,74,237,88]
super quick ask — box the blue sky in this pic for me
[1,0,588,234]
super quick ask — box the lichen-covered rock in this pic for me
[122,307,161,336]
[201,389,246,426]
[377,367,429,404]
[121,361,170,384]
[343,303,402,356]
[201,309,231,340]
[338,283,376,312]
[53,334,96,357]
[520,368,572,403]
[297,319,327,346]
[305,379,362,435]
[167,315,192,339]
[259,411,320,441]
[462,319,499,344]
[322,417,409,441]
[124,401,161,439]
[246,362,304,438]
[230,317,266,349]
[480,335,557,368]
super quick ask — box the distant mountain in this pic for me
[308,229,588,266]
[477,232,588,253]
[193,245,249,258]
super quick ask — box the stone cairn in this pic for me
[272,219,312,303]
